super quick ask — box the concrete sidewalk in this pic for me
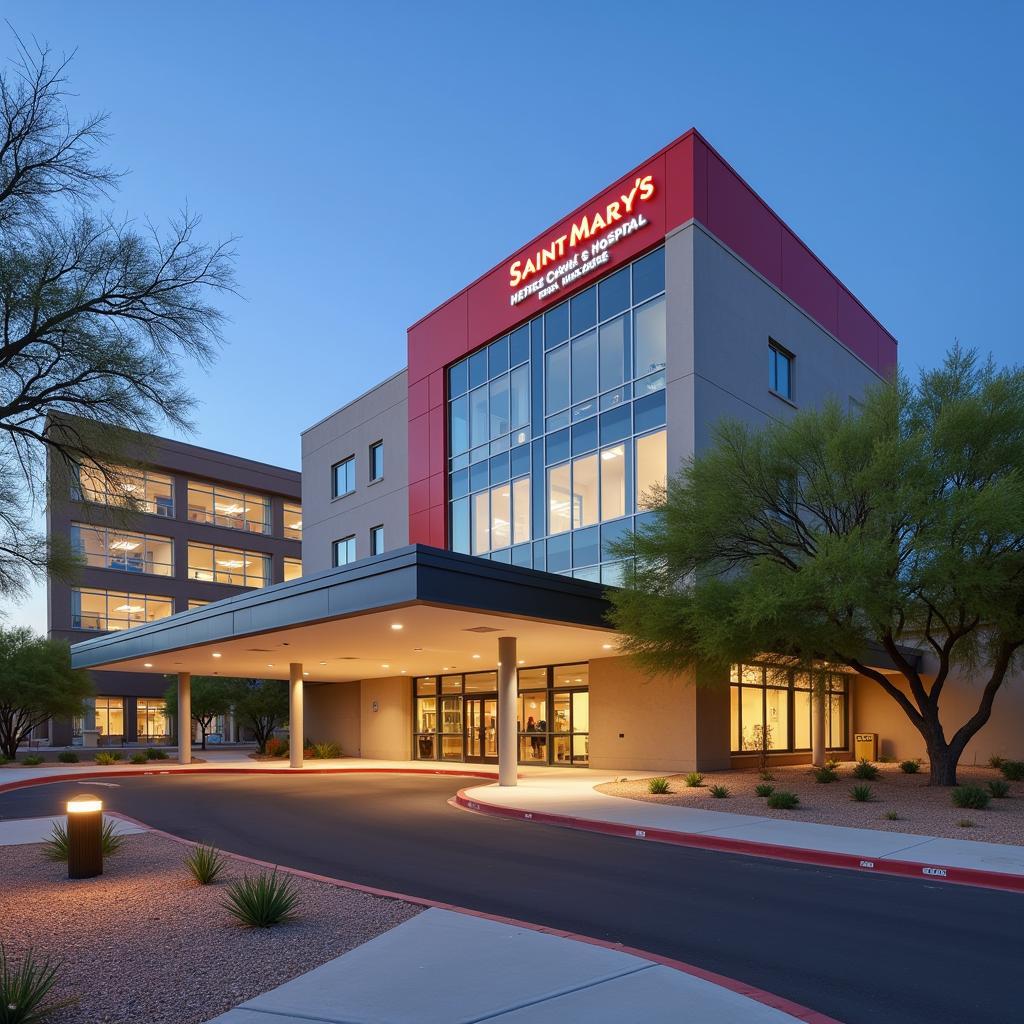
[0,813,144,846]
[458,775,1024,889]
[204,908,818,1024]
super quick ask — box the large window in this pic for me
[72,589,173,631]
[187,542,269,588]
[447,247,666,581]
[137,698,170,742]
[730,663,849,754]
[70,523,173,576]
[283,502,302,540]
[333,456,356,497]
[75,463,174,517]
[332,535,356,566]
[94,697,124,740]
[187,482,270,534]
[369,441,384,482]
[769,341,794,400]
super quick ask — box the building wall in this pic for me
[301,370,409,574]
[304,681,361,755]
[360,676,412,760]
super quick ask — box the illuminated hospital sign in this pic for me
[508,175,655,307]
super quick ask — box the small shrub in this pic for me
[185,844,226,885]
[988,779,1010,799]
[813,765,839,783]
[767,790,800,810]
[755,783,775,797]
[57,751,80,763]
[758,770,775,781]
[0,942,72,1021]
[0,755,8,765]
[850,784,873,802]
[899,759,921,774]
[647,777,670,795]
[93,752,118,765]
[310,741,342,759]
[709,785,730,798]
[263,737,288,758]
[852,759,880,780]
[683,772,704,788]
[957,818,975,828]
[951,785,990,810]
[999,760,1024,782]
[129,752,148,764]
[146,748,169,760]
[43,819,125,861]
[884,810,900,820]
[223,871,299,928]
[20,755,44,766]
[825,759,840,770]
[988,754,1005,770]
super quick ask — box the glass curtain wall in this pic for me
[448,247,667,581]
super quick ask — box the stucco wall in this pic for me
[360,676,412,760]
[301,370,409,574]
[304,681,361,755]
[854,669,1024,764]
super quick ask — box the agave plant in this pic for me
[42,819,124,862]
[222,871,299,928]
[0,943,74,1023]
[184,844,226,885]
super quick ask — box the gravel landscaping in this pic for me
[0,831,420,1024]
[596,762,1024,844]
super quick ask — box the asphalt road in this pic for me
[2,773,1019,1024]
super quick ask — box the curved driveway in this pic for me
[1,772,1017,1024]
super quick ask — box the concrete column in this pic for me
[811,687,826,767]
[177,673,191,766]
[289,663,304,769]
[497,636,517,787]
[83,698,96,732]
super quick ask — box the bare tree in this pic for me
[0,30,236,599]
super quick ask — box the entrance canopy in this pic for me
[69,546,619,681]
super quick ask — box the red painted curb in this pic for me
[0,764,498,796]
[105,811,842,1024]
[452,790,1024,895]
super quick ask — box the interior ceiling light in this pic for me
[600,449,621,460]
[216,559,248,569]
[115,604,143,613]
[109,540,141,551]
[215,502,245,514]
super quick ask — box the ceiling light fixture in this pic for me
[390,623,403,631]
[212,652,222,658]
[602,643,613,650]
[143,662,153,668]
[472,654,480,659]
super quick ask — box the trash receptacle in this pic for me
[855,733,878,761]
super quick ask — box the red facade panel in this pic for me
[408,292,468,387]
[837,287,880,368]
[408,411,431,485]
[780,228,839,335]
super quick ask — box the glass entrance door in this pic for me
[465,697,498,762]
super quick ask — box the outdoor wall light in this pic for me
[66,794,104,879]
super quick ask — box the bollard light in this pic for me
[66,794,104,879]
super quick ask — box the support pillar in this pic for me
[497,636,517,787]
[177,673,191,766]
[289,663,304,769]
[811,687,826,767]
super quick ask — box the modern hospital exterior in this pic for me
[65,129,1024,777]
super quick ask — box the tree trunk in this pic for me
[200,724,207,750]
[926,741,959,786]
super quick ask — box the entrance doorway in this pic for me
[465,697,498,762]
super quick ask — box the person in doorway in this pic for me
[536,719,547,757]
[526,716,539,756]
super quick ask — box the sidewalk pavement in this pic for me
[0,813,144,846]
[458,774,1024,889]
[204,907,816,1024]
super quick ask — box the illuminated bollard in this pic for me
[66,795,104,879]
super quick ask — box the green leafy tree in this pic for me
[610,348,1024,786]
[0,34,235,599]
[232,679,289,752]
[164,677,236,750]
[0,627,92,758]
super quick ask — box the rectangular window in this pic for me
[75,463,174,517]
[95,697,125,740]
[369,441,384,482]
[599,444,626,520]
[635,429,667,510]
[186,482,270,534]
[283,556,302,581]
[283,502,302,540]
[472,490,490,554]
[188,599,209,610]
[187,542,269,588]
[370,524,384,556]
[512,477,530,545]
[70,523,174,577]
[332,535,356,566]
[490,483,511,550]
[634,295,666,378]
[332,457,356,498]
[547,463,571,535]
[769,341,794,400]
[571,453,598,529]
[137,698,170,742]
[71,588,173,631]
[545,343,570,413]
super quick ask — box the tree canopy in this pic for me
[164,676,237,750]
[0,626,92,758]
[610,348,1024,785]
[232,679,289,752]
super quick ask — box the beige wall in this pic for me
[304,681,361,755]
[589,656,728,772]
[360,676,412,760]
[854,669,1024,765]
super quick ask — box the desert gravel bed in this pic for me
[0,831,420,1024]
[596,762,1024,844]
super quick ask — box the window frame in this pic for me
[282,502,303,541]
[332,456,356,498]
[186,480,271,535]
[332,535,356,567]
[768,340,795,402]
[70,588,174,632]
[186,541,271,589]
[369,441,384,483]
[369,524,384,556]
[70,522,174,577]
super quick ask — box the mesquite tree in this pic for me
[610,348,1024,785]
[0,34,235,598]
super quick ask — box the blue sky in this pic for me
[7,1,1022,628]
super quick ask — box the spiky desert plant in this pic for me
[184,844,226,885]
[222,872,299,928]
[42,819,124,862]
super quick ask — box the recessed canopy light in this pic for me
[390,623,403,631]
[381,663,390,669]
[442,666,449,671]
[602,644,613,650]
[472,654,480,659]
[319,660,327,665]
[518,659,525,665]
[143,662,153,668]
[212,652,222,658]
[267,663,274,668]
[303,671,309,676]
[400,669,407,674]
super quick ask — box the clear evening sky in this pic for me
[6,1,1022,630]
